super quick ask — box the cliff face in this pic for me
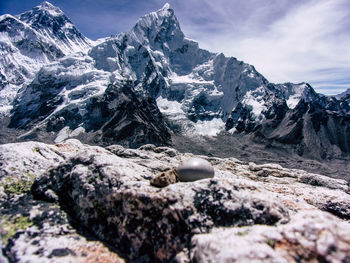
[1,139,350,262]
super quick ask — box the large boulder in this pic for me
[1,139,350,262]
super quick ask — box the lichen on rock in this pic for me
[0,139,350,262]
[0,215,33,245]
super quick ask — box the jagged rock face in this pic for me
[9,74,171,147]
[256,97,350,159]
[83,82,171,147]
[1,140,350,262]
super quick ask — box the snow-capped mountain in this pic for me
[0,1,92,114]
[2,2,350,157]
[18,1,91,54]
[85,4,324,137]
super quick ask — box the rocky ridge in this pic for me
[1,139,350,262]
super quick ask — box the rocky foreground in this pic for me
[0,139,350,262]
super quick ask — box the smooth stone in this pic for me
[176,158,215,182]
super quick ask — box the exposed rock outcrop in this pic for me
[1,139,350,262]
[256,97,350,159]
[9,81,171,148]
[192,210,350,262]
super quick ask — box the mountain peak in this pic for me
[15,0,91,54]
[155,2,174,18]
[161,3,171,10]
[130,3,184,48]
[18,1,66,26]
[38,1,56,8]
[35,1,64,16]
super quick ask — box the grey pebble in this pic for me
[176,158,215,182]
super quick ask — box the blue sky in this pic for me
[1,0,350,95]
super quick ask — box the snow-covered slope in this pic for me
[0,1,92,114]
[4,2,350,157]
[83,3,317,136]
